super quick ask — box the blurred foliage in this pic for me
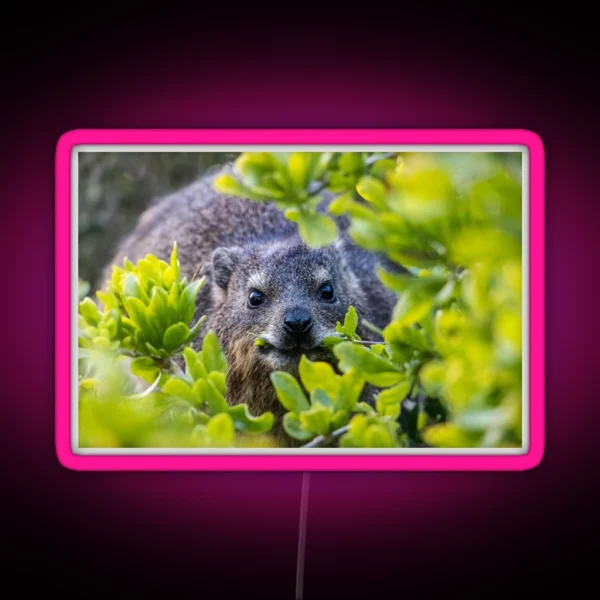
[78,244,274,449]
[79,150,523,450]
[217,150,523,449]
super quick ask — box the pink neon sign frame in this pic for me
[55,129,544,471]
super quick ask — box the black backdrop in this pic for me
[1,9,596,597]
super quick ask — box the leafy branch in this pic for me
[301,425,350,448]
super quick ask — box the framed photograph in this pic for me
[55,129,544,471]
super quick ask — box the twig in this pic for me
[320,338,384,349]
[191,264,203,282]
[361,319,385,338]
[407,375,419,399]
[301,425,350,448]
[307,180,329,197]
[365,152,397,166]
[169,358,191,382]
[123,371,162,400]
[116,350,143,359]
[305,152,397,199]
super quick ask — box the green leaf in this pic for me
[235,152,283,186]
[419,360,446,398]
[377,268,416,294]
[147,287,170,333]
[96,290,118,310]
[356,175,387,208]
[137,258,162,284]
[449,227,521,267]
[348,217,387,252]
[79,298,100,326]
[390,167,454,223]
[339,152,364,173]
[299,404,332,436]
[183,347,207,381]
[284,208,301,222]
[376,380,411,405]
[385,323,433,353]
[338,414,369,447]
[206,413,235,446]
[334,369,365,412]
[328,192,356,216]
[283,413,315,441]
[331,410,350,430]
[342,306,358,338]
[228,404,274,434]
[208,371,227,396]
[370,158,397,178]
[204,378,229,414]
[163,323,190,353]
[310,388,334,410]
[123,296,160,347]
[169,242,180,280]
[364,424,396,448]
[202,330,228,373]
[319,335,344,348]
[298,355,340,398]
[334,342,404,387]
[192,378,209,406]
[179,278,204,325]
[328,171,356,192]
[435,278,456,306]
[247,183,287,201]
[123,274,150,305]
[91,336,110,350]
[421,423,478,448]
[376,400,401,418]
[163,267,177,288]
[213,174,247,196]
[130,357,160,385]
[78,278,91,301]
[80,378,99,390]
[270,372,310,413]
[162,378,198,404]
[392,290,434,327]
[188,315,207,341]
[297,212,338,248]
[385,323,435,365]
[288,152,313,189]
[315,152,333,178]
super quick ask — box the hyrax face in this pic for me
[209,238,356,371]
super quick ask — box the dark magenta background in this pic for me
[3,14,599,596]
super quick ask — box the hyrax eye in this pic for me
[318,283,336,302]
[248,289,266,308]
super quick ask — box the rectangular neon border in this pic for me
[55,129,544,471]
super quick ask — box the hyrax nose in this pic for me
[283,308,313,337]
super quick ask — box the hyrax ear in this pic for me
[211,246,242,289]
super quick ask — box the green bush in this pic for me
[78,244,275,449]
[78,150,522,449]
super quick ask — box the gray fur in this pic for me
[102,165,406,442]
